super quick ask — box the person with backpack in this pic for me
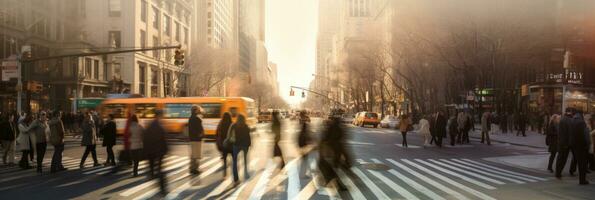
[226,114,251,184]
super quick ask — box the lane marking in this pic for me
[248,159,277,200]
[402,159,496,200]
[386,159,468,200]
[460,159,547,181]
[335,168,366,200]
[370,159,443,200]
[350,161,391,200]
[414,159,495,190]
[429,159,506,185]
[395,144,422,148]
[439,159,525,184]
[119,157,192,197]
[201,159,260,200]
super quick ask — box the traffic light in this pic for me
[174,49,185,66]
[27,81,42,93]
[301,91,306,98]
[290,89,295,96]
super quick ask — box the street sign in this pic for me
[77,98,103,109]
[1,59,18,81]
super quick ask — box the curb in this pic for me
[468,134,545,149]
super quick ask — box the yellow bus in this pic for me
[97,97,257,137]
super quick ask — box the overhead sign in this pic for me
[77,98,104,109]
[1,59,18,81]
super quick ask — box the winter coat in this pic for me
[142,119,168,158]
[545,122,558,153]
[0,120,16,141]
[81,120,97,146]
[16,122,35,151]
[101,120,117,146]
[215,120,232,152]
[448,117,459,136]
[187,115,204,141]
[457,113,468,130]
[129,122,144,150]
[570,114,590,149]
[434,114,447,137]
[418,119,431,136]
[230,123,252,148]
[49,118,65,146]
[399,117,411,133]
[481,112,491,132]
[32,120,49,144]
[298,122,312,148]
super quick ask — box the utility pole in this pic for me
[16,45,31,114]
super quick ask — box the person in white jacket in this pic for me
[17,115,35,169]
[418,117,431,147]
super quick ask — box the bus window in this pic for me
[102,104,127,118]
[199,103,222,118]
[135,103,157,118]
[164,103,192,118]
[246,102,256,117]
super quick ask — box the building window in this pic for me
[153,36,159,58]
[152,6,159,29]
[184,28,188,44]
[93,60,99,79]
[139,62,146,96]
[163,15,171,36]
[85,58,92,78]
[140,30,146,53]
[141,0,147,22]
[151,67,158,85]
[108,31,121,48]
[108,0,121,17]
[175,22,180,41]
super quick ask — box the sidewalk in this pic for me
[468,125,546,148]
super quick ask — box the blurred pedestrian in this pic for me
[418,116,431,147]
[17,115,34,169]
[80,113,100,168]
[298,112,314,176]
[434,111,447,147]
[49,111,67,173]
[1,113,17,166]
[429,113,436,145]
[187,106,204,175]
[216,112,233,177]
[448,114,459,146]
[546,114,560,173]
[556,108,575,179]
[457,111,467,143]
[501,112,509,134]
[128,114,144,177]
[589,115,595,171]
[271,111,285,168]
[143,109,169,195]
[33,112,49,173]
[399,114,412,148]
[227,114,251,184]
[517,112,527,137]
[318,117,349,191]
[101,114,117,166]
[569,109,590,185]
[481,110,492,145]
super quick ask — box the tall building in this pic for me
[194,0,236,49]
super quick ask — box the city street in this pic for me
[1,118,594,200]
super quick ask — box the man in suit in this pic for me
[556,107,575,179]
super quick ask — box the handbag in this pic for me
[223,124,236,148]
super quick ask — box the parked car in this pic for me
[380,115,399,128]
[354,112,381,128]
[341,113,355,124]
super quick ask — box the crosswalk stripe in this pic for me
[335,168,367,200]
[402,159,496,200]
[287,159,300,200]
[395,144,422,148]
[119,156,193,197]
[202,159,260,200]
[350,161,391,200]
[429,159,506,185]
[162,158,225,200]
[295,180,317,200]
[414,159,496,190]
[248,159,277,200]
[459,159,547,181]
[451,159,535,183]
[438,159,525,184]
[364,159,419,200]
[101,156,179,176]
[386,159,469,200]
[369,159,444,200]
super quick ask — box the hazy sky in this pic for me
[265,0,318,106]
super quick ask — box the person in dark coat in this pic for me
[546,114,560,173]
[228,114,252,183]
[271,111,285,169]
[448,114,459,146]
[32,112,49,173]
[298,112,314,176]
[215,112,233,177]
[429,113,437,145]
[49,111,67,173]
[1,113,17,166]
[143,109,169,195]
[517,112,527,137]
[556,108,575,179]
[80,113,100,168]
[434,111,447,147]
[101,114,117,166]
[187,106,204,175]
[569,110,590,185]
[318,117,349,191]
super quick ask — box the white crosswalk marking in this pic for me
[438,159,525,184]
[459,159,547,181]
[287,159,300,200]
[414,159,496,189]
[350,165,391,200]
[248,159,277,200]
[335,168,366,200]
[395,144,422,148]
[429,159,506,185]
[119,156,193,197]
[386,159,469,200]
[364,160,419,200]
[369,159,444,200]
[202,159,260,200]
[451,159,536,182]
[402,159,496,200]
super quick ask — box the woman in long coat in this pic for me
[80,113,99,168]
[418,116,431,147]
[215,112,233,177]
[17,115,35,169]
[101,114,117,166]
[545,114,560,173]
[399,114,412,148]
[271,111,285,168]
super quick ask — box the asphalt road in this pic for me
[1,118,594,200]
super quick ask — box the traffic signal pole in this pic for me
[15,45,183,113]
[290,85,346,108]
